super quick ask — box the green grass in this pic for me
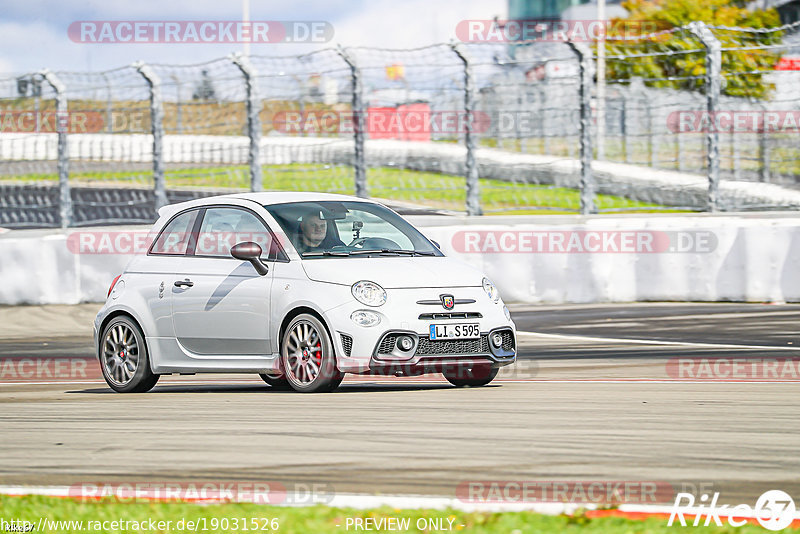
[481,134,800,180]
[0,495,781,534]
[2,164,668,215]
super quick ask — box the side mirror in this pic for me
[431,240,441,249]
[231,241,269,276]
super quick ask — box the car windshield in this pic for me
[264,201,442,258]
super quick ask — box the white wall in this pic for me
[1,214,799,305]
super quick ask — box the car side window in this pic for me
[195,207,285,260]
[150,209,199,255]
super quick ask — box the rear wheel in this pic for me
[280,314,342,393]
[443,365,498,387]
[100,316,159,393]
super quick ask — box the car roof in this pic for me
[157,191,379,219]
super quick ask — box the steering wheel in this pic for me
[349,237,401,250]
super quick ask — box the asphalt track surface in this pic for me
[0,302,799,506]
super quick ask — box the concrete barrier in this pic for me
[1,214,798,305]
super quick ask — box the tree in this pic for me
[603,0,783,98]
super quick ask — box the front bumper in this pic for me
[365,326,516,376]
[324,285,516,373]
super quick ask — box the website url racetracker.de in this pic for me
[1,517,281,532]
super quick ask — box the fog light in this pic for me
[491,332,504,348]
[350,310,380,327]
[503,306,511,321]
[397,335,414,351]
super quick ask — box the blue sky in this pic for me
[0,0,506,74]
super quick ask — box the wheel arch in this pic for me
[97,310,154,373]
[279,306,334,347]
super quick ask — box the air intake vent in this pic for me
[415,335,490,355]
[377,334,400,354]
[340,333,353,357]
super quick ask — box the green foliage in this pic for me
[603,0,783,98]
[0,495,780,534]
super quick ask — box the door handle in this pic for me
[174,279,194,288]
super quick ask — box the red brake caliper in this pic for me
[315,341,322,368]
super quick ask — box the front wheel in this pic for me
[100,316,159,393]
[443,365,498,387]
[280,314,342,393]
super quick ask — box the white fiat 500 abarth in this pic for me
[94,192,516,393]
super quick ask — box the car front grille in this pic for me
[340,333,353,357]
[416,335,490,355]
[376,332,511,357]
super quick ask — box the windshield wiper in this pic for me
[349,248,435,256]
[303,250,352,257]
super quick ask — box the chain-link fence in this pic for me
[3,21,800,228]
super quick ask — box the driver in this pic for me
[295,211,344,254]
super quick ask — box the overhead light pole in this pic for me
[596,0,606,161]
[243,0,250,59]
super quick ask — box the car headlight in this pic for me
[351,280,387,307]
[482,277,500,302]
[351,310,381,327]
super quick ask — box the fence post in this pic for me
[133,61,167,213]
[622,98,632,164]
[646,93,657,167]
[40,70,71,228]
[565,41,596,215]
[336,47,367,199]
[451,43,481,216]
[758,101,770,183]
[231,53,262,192]
[101,72,113,134]
[689,21,722,212]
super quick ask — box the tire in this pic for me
[99,316,159,393]
[325,373,345,392]
[443,365,498,387]
[280,314,342,393]
[259,373,292,390]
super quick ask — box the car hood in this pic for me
[301,256,484,289]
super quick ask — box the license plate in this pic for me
[429,323,480,340]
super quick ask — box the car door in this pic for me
[171,206,278,357]
[144,207,203,339]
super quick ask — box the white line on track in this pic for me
[517,331,800,351]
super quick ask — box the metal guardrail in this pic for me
[2,21,800,227]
